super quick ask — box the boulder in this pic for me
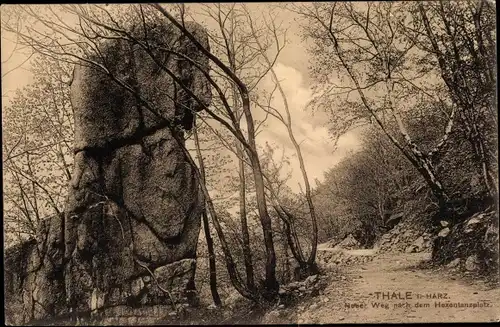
[446,258,461,268]
[224,290,243,308]
[309,303,319,310]
[465,254,481,272]
[412,236,425,251]
[464,213,487,233]
[334,234,360,250]
[64,19,211,315]
[5,16,212,325]
[405,245,417,253]
[387,212,404,229]
[305,274,319,286]
[403,230,413,238]
[438,227,451,237]
[287,281,301,290]
[483,222,499,269]
[278,287,288,295]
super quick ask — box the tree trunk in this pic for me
[281,219,291,283]
[418,3,496,200]
[201,209,222,306]
[153,5,278,296]
[250,25,319,268]
[237,143,255,291]
[247,150,279,294]
[236,86,279,295]
[193,121,222,306]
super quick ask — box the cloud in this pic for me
[255,63,362,192]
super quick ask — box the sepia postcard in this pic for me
[2,2,498,325]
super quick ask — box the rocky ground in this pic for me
[151,243,499,325]
[287,250,499,324]
[24,209,499,325]
[152,207,500,325]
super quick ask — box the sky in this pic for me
[1,4,362,194]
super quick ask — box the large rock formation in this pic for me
[64,19,211,317]
[5,18,211,325]
[5,215,66,324]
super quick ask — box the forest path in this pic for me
[296,250,500,324]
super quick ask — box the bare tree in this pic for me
[3,3,289,301]
[194,4,261,291]
[195,4,322,278]
[193,118,222,307]
[289,2,458,225]
[3,55,74,247]
[244,5,319,271]
[412,0,497,199]
[151,3,283,295]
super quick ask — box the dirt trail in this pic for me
[297,250,500,324]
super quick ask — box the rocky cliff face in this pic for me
[5,19,211,325]
[432,209,498,273]
[5,215,66,324]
